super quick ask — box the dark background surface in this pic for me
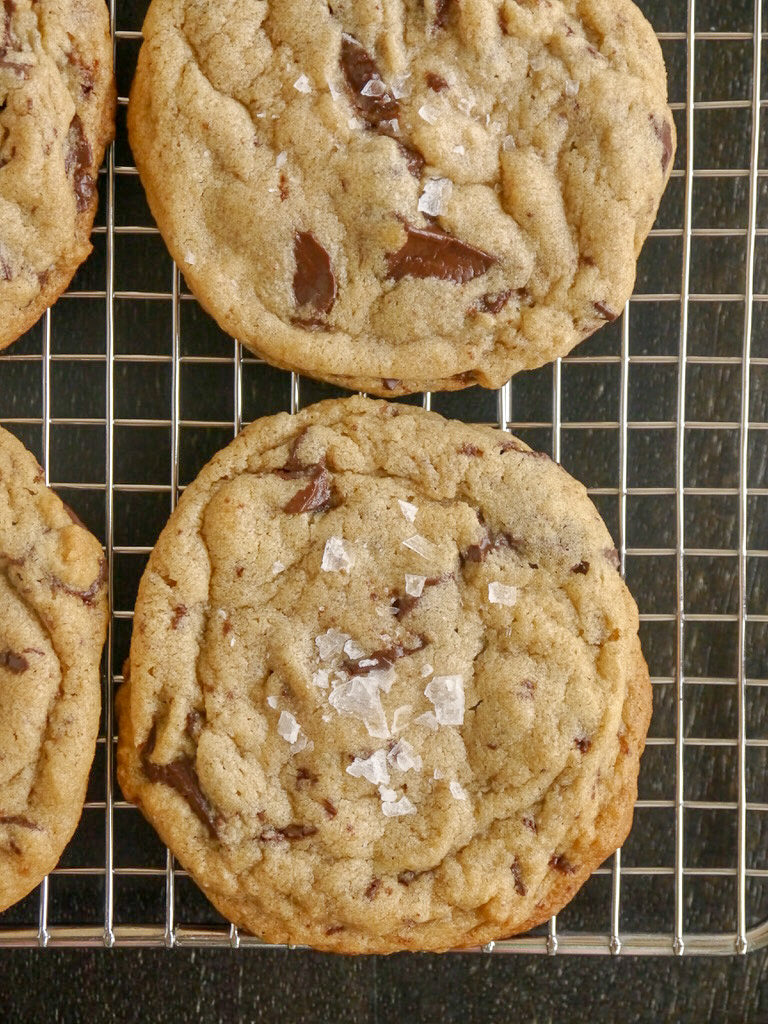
[3,0,768,1019]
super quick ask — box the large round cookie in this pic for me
[0,0,115,352]
[117,397,651,952]
[128,0,673,396]
[0,427,108,913]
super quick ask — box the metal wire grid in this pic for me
[1,0,767,953]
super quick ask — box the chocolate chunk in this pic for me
[340,34,398,127]
[321,798,338,818]
[52,556,107,606]
[425,72,448,92]
[459,443,482,456]
[387,224,496,284]
[171,604,187,629]
[472,290,515,315]
[284,463,332,514]
[434,0,453,29]
[499,439,526,454]
[571,561,590,575]
[511,857,527,897]
[549,853,577,875]
[618,733,631,756]
[396,139,426,178]
[522,816,537,834]
[293,232,337,315]
[461,528,521,566]
[344,637,426,674]
[273,431,318,479]
[593,301,618,322]
[0,650,28,673]
[393,574,450,618]
[296,767,318,787]
[140,725,220,839]
[185,709,204,740]
[263,823,318,841]
[64,116,95,214]
[325,924,345,935]
[0,814,40,830]
[365,878,381,900]
[574,736,591,753]
[651,115,674,175]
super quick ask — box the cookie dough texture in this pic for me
[117,397,651,953]
[0,0,115,352]
[128,0,673,395]
[0,427,108,913]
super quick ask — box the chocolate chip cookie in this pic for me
[117,397,651,952]
[0,0,115,352]
[0,427,108,914]
[128,0,672,395]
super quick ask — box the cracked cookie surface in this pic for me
[0,0,115,352]
[128,0,673,395]
[117,397,651,952]
[0,426,108,913]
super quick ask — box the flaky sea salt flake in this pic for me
[321,536,354,573]
[366,665,396,694]
[361,76,387,97]
[425,675,465,726]
[267,695,279,709]
[382,796,416,817]
[402,535,435,560]
[418,177,453,217]
[316,627,351,661]
[452,145,465,156]
[421,663,434,678]
[433,768,444,780]
[293,73,312,93]
[502,135,516,152]
[343,638,367,660]
[391,72,411,99]
[329,677,389,738]
[405,574,427,598]
[276,151,287,169]
[272,560,285,575]
[392,705,412,732]
[277,710,301,744]
[346,749,389,786]
[450,780,468,801]
[311,668,332,689]
[488,581,518,607]
[388,739,422,773]
[379,785,397,802]
[565,78,580,97]
[398,499,418,522]
[415,711,439,732]
[418,103,439,125]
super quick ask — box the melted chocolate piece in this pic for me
[171,604,187,629]
[459,443,482,456]
[296,767,318,787]
[0,814,40,830]
[365,878,381,899]
[522,816,537,834]
[325,924,345,935]
[461,529,521,566]
[651,115,674,175]
[393,575,448,618]
[593,301,618,322]
[52,556,107,606]
[284,464,332,514]
[140,725,220,838]
[618,733,631,756]
[575,736,591,753]
[340,35,398,127]
[261,823,318,842]
[425,72,448,92]
[344,637,426,674]
[571,561,590,575]
[511,857,527,897]
[396,139,426,178]
[185,709,203,740]
[293,232,337,315]
[499,439,526,454]
[64,116,95,214]
[473,290,515,315]
[434,0,453,29]
[387,224,496,284]
[549,853,576,875]
[321,798,338,818]
[0,650,28,673]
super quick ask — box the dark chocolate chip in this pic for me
[321,798,338,818]
[511,857,527,896]
[393,575,449,618]
[651,114,674,175]
[459,443,482,456]
[365,878,381,899]
[434,0,453,29]
[267,823,318,841]
[473,289,515,315]
[593,301,618,322]
[549,853,577,874]
[140,725,220,839]
[64,115,95,213]
[171,604,187,629]
[340,34,398,127]
[0,814,40,830]
[284,464,332,514]
[52,556,107,606]
[325,925,345,935]
[522,815,537,834]
[425,72,448,92]
[344,637,426,674]
[293,231,337,315]
[574,736,591,753]
[0,650,28,673]
[461,529,521,566]
[571,561,590,575]
[387,224,496,284]
[395,139,426,178]
[296,767,318,787]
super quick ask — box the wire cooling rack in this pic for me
[1,0,767,955]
